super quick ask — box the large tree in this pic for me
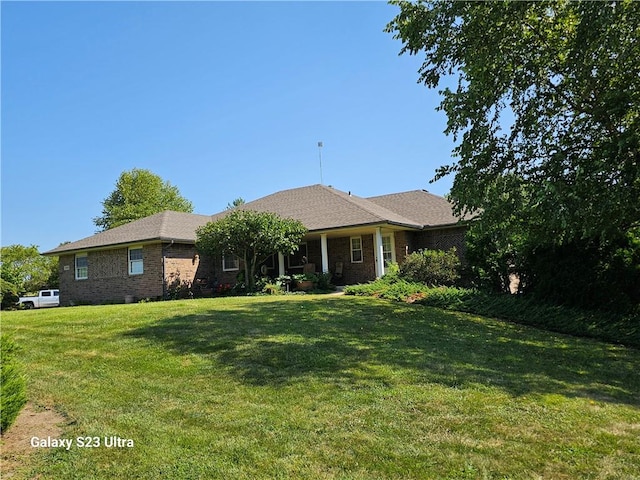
[387,1,640,307]
[387,0,639,242]
[94,168,194,231]
[195,210,307,292]
[0,244,58,295]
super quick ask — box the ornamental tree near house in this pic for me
[195,210,307,292]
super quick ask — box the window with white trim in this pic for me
[351,236,363,263]
[128,247,144,275]
[75,253,88,280]
[382,235,394,265]
[222,253,240,271]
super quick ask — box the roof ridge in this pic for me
[324,186,420,226]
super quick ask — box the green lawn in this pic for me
[2,295,639,479]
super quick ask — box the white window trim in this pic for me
[128,246,144,275]
[350,236,363,264]
[222,253,240,272]
[382,234,396,265]
[75,253,88,280]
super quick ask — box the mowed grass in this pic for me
[2,295,639,479]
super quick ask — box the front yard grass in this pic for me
[2,295,639,479]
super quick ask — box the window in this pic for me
[75,254,88,280]
[129,247,144,275]
[382,235,394,265]
[42,291,51,297]
[351,236,363,263]
[288,243,308,268]
[223,253,239,271]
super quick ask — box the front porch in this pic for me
[278,226,408,285]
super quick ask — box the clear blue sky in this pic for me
[1,1,456,253]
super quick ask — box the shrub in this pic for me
[315,272,335,291]
[344,277,431,301]
[0,334,27,433]
[346,279,639,348]
[261,282,284,295]
[1,278,20,310]
[399,248,460,286]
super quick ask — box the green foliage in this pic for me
[344,276,432,302]
[195,210,307,292]
[315,272,335,291]
[0,244,58,296]
[93,168,193,231]
[261,281,284,295]
[399,248,460,286]
[0,334,27,432]
[524,235,640,312]
[345,279,639,347]
[417,289,640,349]
[226,197,245,210]
[387,0,640,243]
[1,278,20,310]
[387,1,640,310]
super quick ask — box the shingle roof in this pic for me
[44,185,464,255]
[44,211,212,255]
[367,190,460,227]
[213,184,424,231]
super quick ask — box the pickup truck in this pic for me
[18,289,60,309]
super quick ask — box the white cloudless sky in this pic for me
[1,1,458,252]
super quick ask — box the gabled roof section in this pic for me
[43,211,212,255]
[43,185,465,256]
[367,190,462,227]
[212,184,424,231]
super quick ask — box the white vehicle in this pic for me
[18,289,60,309]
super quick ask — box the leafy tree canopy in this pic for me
[387,0,640,245]
[226,198,245,210]
[0,244,58,295]
[195,210,307,291]
[94,168,193,231]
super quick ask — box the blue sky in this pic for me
[1,1,456,253]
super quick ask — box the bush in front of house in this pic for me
[399,248,461,286]
[0,334,27,433]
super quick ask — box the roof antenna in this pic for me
[317,141,324,185]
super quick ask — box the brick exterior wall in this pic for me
[404,226,467,260]
[58,242,216,305]
[57,226,468,305]
[207,228,467,288]
[163,243,215,297]
[326,235,376,285]
[58,243,164,306]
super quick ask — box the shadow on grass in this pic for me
[124,296,640,406]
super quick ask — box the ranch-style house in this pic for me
[44,184,468,306]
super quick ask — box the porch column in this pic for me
[278,252,286,277]
[320,234,329,273]
[374,227,385,278]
